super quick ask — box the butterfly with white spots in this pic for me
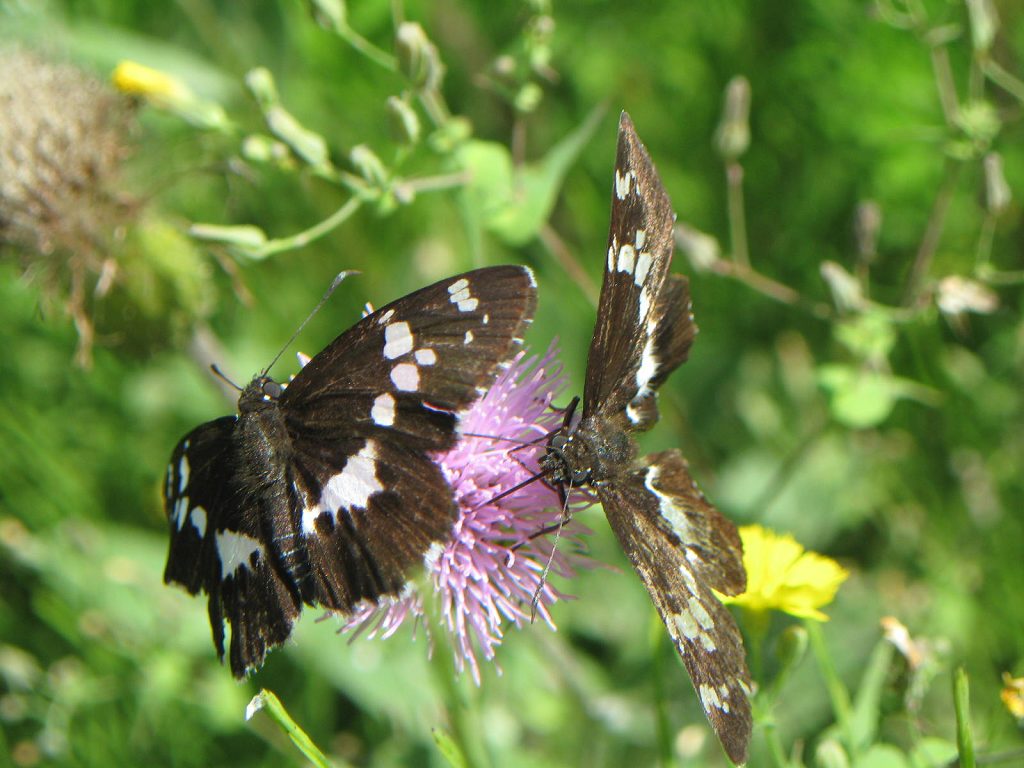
[541,113,752,763]
[163,266,536,677]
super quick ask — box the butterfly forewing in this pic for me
[284,265,536,421]
[163,265,536,677]
[583,112,678,425]
[598,451,751,764]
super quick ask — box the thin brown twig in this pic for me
[538,223,600,308]
[708,258,833,320]
[903,157,963,306]
[928,38,961,127]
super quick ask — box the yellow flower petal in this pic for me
[1001,672,1024,719]
[112,61,191,102]
[721,525,848,621]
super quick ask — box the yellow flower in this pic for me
[721,525,848,621]
[112,60,191,102]
[111,61,230,132]
[1001,672,1024,720]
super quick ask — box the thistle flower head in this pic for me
[343,343,591,682]
[0,49,136,365]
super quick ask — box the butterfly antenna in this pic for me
[210,363,243,392]
[529,487,573,622]
[262,270,357,375]
[470,466,554,512]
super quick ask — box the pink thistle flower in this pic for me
[341,342,592,682]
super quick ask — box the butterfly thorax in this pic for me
[234,376,293,486]
[544,414,635,488]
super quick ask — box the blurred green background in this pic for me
[1,1,1022,766]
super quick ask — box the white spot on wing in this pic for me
[626,405,639,424]
[618,243,636,274]
[390,362,420,391]
[689,596,715,631]
[615,169,635,199]
[371,393,396,426]
[377,308,395,324]
[191,505,207,537]
[448,279,478,312]
[216,530,263,580]
[607,243,616,272]
[635,335,658,397]
[634,250,653,287]
[635,229,647,250]
[383,321,414,359]
[415,348,437,365]
[304,440,384,535]
[173,496,189,529]
[178,455,190,494]
[675,610,701,641]
[638,286,651,321]
[644,464,693,542]
[700,684,726,713]
[463,330,474,345]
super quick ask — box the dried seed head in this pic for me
[1,49,138,365]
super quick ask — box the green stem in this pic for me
[763,720,790,768]
[338,24,397,70]
[975,213,996,271]
[953,668,976,768]
[649,611,675,767]
[978,267,1024,285]
[805,620,856,755]
[902,157,963,306]
[725,161,749,267]
[983,58,1024,104]
[426,612,490,768]
[249,197,363,259]
[247,689,338,768]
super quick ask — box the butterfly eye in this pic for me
[262,380,283,399]
[571,467,589,485]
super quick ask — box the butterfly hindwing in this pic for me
[164,418,302,676]
[163,265,537,677]
[286,437,457,612]
[623,274,697,430]
[598,450,751,764]
[164,417,236,595]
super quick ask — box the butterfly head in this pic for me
[238,375,284,413]
[544,432,592,487]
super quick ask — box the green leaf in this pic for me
[834,311,896,363]
[908,738,958,768]
[817,365,897,428]
[189,223,269,249]
[457,107,603,246]
[849,640,894,751]
[432,727,469,768]
[852,744,909,768]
